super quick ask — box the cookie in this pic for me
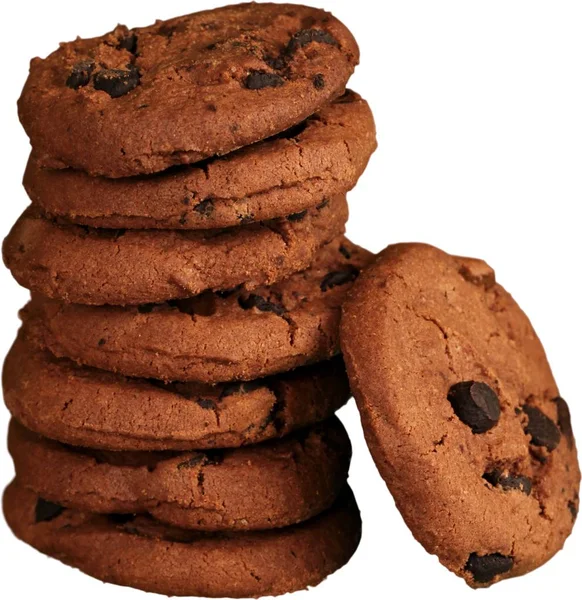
[18,4,359,178]
[24,91,376,230]
[22,237,372,383]
[4,196,347,305]
[4,335,349,451]
[341,243,580,587]
[9,417,350,531]
[4,481,361,597]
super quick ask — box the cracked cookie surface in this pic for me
[9,417,351,531]
[3,196,347,305]
[24,91,376,229]
[341,243,580,587]
[21,236,371,382]
[18,3,359,178]
[4,481,361,597]
[4,335,349,451]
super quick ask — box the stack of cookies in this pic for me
[2,4,376,598]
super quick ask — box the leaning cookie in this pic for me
[4,335,349,452]
[4,482,361,598]
[25,91,376,230]
[4,197,347,305]
[9,417,351,531]
[19,4,359,178]
[341,243,580,587]
[22,237,371,383]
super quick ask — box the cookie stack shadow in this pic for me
[2,4,376,598]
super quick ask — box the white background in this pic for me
[1,1,581,598]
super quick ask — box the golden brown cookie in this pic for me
[21,237,372,383]
[18,4,359,178]
[341,243,580,587]
[4,481,361,597]
[4,335,350,451]
[9,417,351,531]
[4,197,347,305]
[24,91,376,229]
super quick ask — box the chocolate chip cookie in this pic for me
[4,335,349,451]
[19,4,359,178]
[4,197,347,305]
[9,417,350,531]
[341,243,580,587]
[24,91,376,229]
[22,237,371,382]
[4,481,361,597]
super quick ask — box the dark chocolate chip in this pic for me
[194,198,214,217]
[483,469,532,495]
[285,29,339,55]
[66,60,95,89]
[287,210,307,222]
[339,244,352,259]
[196,398,218,410]
[93,66,140,98]
[523,405,561,451]
[465,553,513,583]
[118,32,138,53]
[206,103,218,112]
[568,500,578,521]
[447,381,500,434]
[35,498,65,523]
[320,266,360,292]
[554,397,573,446]
[97,338,106,346]
[244,70,285,90]
[313,73,325,89]
[238,294,286,316]
[264,55,287,71]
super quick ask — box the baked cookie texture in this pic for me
[4,481,362,598]
[4,336,350,451]
[341,243,580,587]
[9,417,351,531]
[18,3,359,178]
[3,197,348,305]
[21,237,372,383]
[24,91,376,229]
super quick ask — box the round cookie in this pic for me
[4,482,361,597]
[25,91,376,230]
[18,4,359,178]
[3,197,347,305]
[9,417,351,532]
[341,243,580,587]
[22,237,372,383]
[4,336,350,451]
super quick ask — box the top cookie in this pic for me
[18,3,359,178]
[341,243,580,587]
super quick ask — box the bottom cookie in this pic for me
[4,481,361,598]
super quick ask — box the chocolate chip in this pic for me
[447,382,500,434]
[313,73,325,89]
[465,553,513,583]
[194,198,214,217]
[238,294,286,316]
[568,500,578,521]
[320,266,360,292]
[483,469,532,495]
[66,60,95,89]
[287,210,307,222]
[244,70,285,89]
[93,66,140,98]
[35,498,65,523]
[554,397,573,446]
[523,405,561,451]
[339,244,352,259]
[97,338,106,346]
[118,32,138,53]
[196,398,217,410]
[285,29,339,55]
